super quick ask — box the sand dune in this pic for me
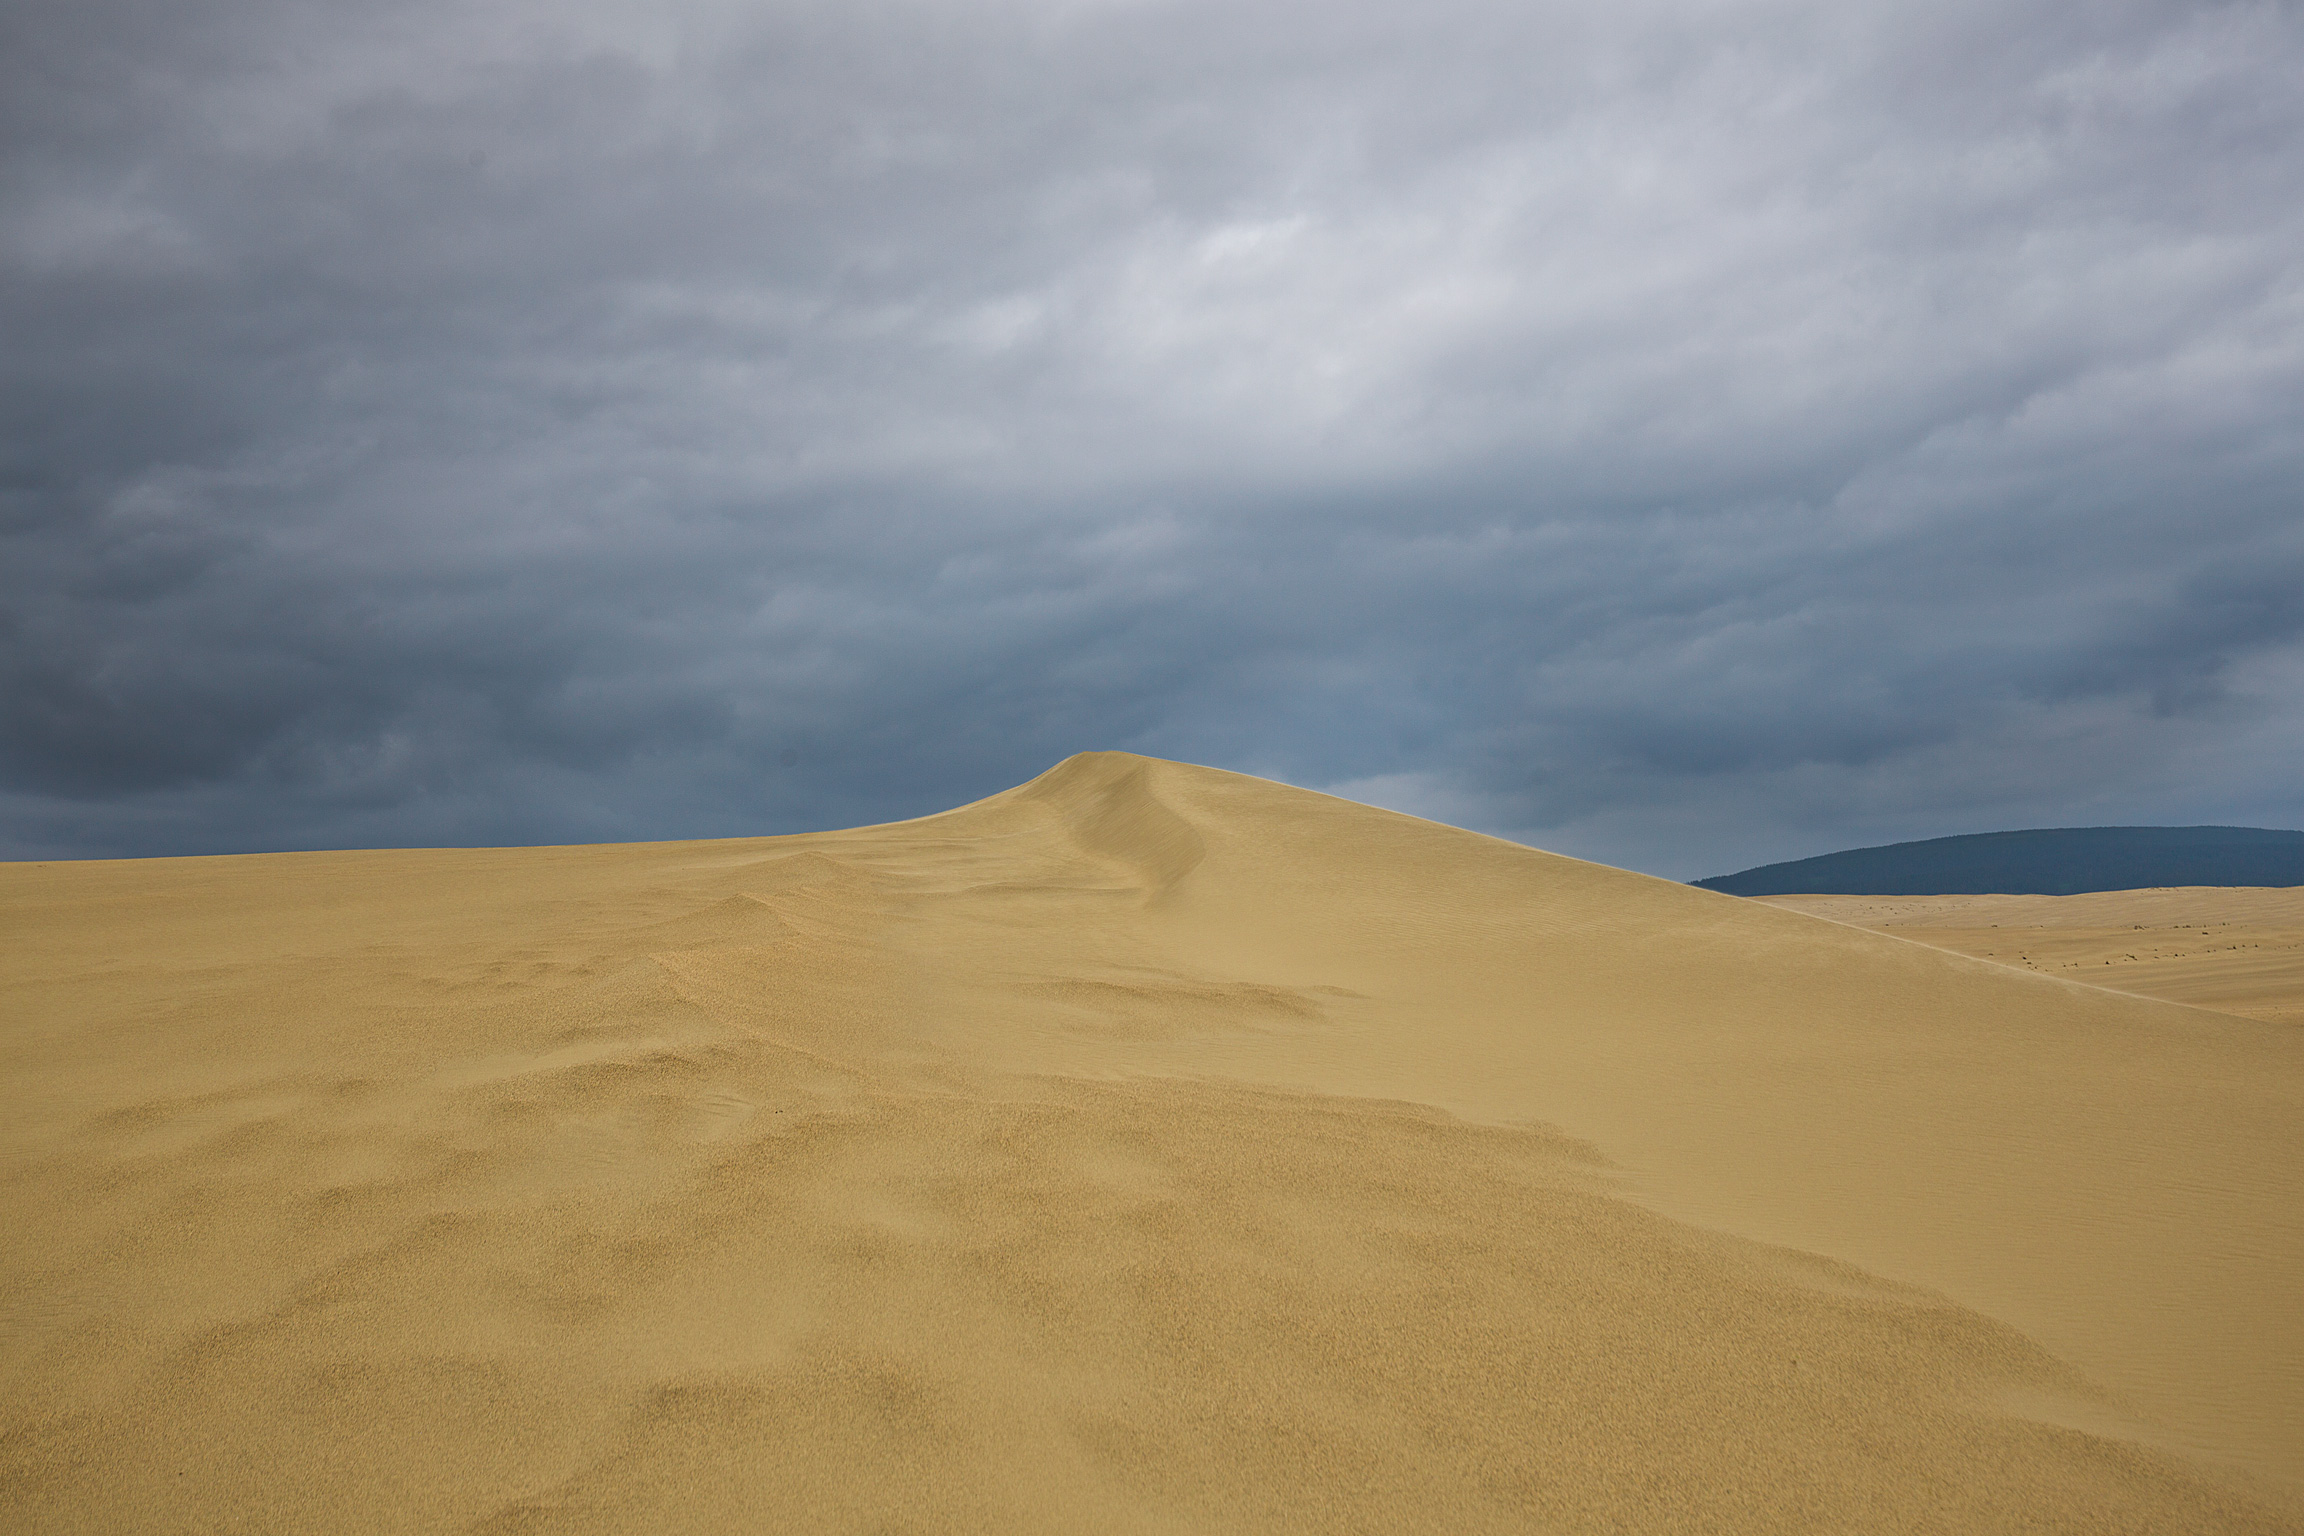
[4,753,2300,1532]
[1759,888,2304,1027]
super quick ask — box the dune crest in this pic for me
[4,753,2300,1533]
[1015,750,1209,898]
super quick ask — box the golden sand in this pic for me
[4,754,2300,1532]
[1760,887,2304,1027]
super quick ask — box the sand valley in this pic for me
[1759,888,2304,1028]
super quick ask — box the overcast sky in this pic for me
[4,0,2300,878]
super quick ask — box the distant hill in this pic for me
[1693,825,2304,896]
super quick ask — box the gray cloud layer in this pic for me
[5,0,2301,876]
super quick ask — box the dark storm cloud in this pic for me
[4,0,2300,874]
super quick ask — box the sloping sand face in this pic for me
[4,753,2300,1533]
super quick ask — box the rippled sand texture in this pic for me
[1759,887,2304,1027]
[4,753,2300,1533]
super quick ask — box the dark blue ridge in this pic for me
[1693,826,2304,896]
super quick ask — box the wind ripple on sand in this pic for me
[2,753,2300,1533]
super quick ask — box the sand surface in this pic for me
[1759,888,2304,1027]
[4,753,2301,1533]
